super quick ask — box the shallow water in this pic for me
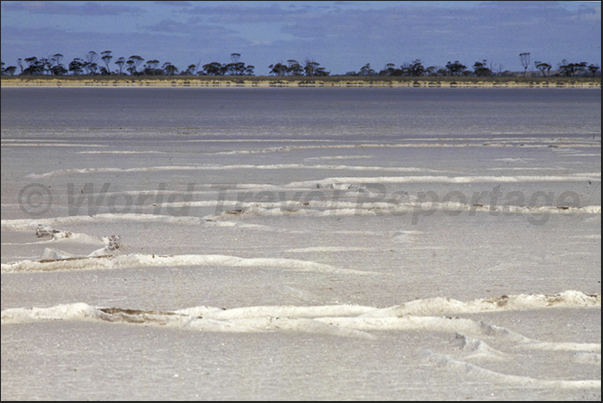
[1,88,601,400]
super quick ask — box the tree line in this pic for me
[1,51,600,78]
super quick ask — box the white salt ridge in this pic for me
[26,164,444,178]
[423,352,601,389]
[0,253,376,276]
[360,290,601,317]
[204,201,602,221]
[1,214,206,231]
[285,246,378,253]
[211,141,601,155]
[77,151,166,154]
[2,291,600,354]
[453,333,508,360]
[287,174,600,188]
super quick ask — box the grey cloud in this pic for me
[3,1,142,16]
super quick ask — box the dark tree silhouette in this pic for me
[269,62,288,76]
[163,62,178,76]
[145,59,160,75]
[127,55,144,75]
[409,59,425,76]
[473,60,492,77]
[69,58,85,75]
[203,62,224,76]
[587,64,600,77]
[287,60,303,76]
[85,51,99,75]
[445,60,467,76]
[115,57,125,75]
[534,61,551,77]
[101,51,113,74]
[519,52,530,77]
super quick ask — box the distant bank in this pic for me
[1,76,600,88]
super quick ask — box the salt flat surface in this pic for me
[1,88,601,400]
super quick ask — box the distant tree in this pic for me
[409,59,425,76]
[115,57,125,75]
[473,60,492,77]
[50,54,66,75]
[558,60,588,77]
[183,64,197,75]
[163,62,178,76]
[16,58,24,74]
[127,55,144,75]
[360,63,376,76]
[269,62,288,76]
[534,61,551,77]
[4,65,17,76]
[85,51,99,75]
[144,59,160,76]
[445,60,467,76]
[519,52,530,77]
[23,56,45,75]
[287,59,303,76]
[69,58,85,75]
[51,53,64,67]
[587,64,600,77]
[101,51,113,74]
[303,59,317,77]
[379,63,395,76]
[244,65,255,76]
[203,62,225,76]
[425,66,439,76]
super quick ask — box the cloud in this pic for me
[3,1,142,16]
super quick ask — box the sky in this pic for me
[1,1,601,75]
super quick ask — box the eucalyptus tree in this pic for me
[558,60,588,77]
[268,62,288,76]
[51,53,64,68]
[359,63,376,76]
[163,62,178,76]
[203,62,225,76]
[115,57,125,75]
[287,59,303,76]
[445,60,467,76]
[101,51,113,73]
[534,61,551,77]
[303,59,320,77]
[23,57,45,75]
[379,63,396,76]
[519,52,530,77]
[184,64,197,75]
[127,55,144,75]
[587,64,600,77]
[145,59,161,75]
[69,58,85,75]
[244,65,255,76]
[472,60,492,77]
[3,65,17,75]
[425,66,438,76]
[409,59,425,76]
[85,51,99,75]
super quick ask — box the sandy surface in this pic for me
[2,77,601,88]
[1,88,600,400]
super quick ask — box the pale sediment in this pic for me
[1,78,601,88]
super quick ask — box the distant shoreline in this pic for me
[1,76,600,88]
